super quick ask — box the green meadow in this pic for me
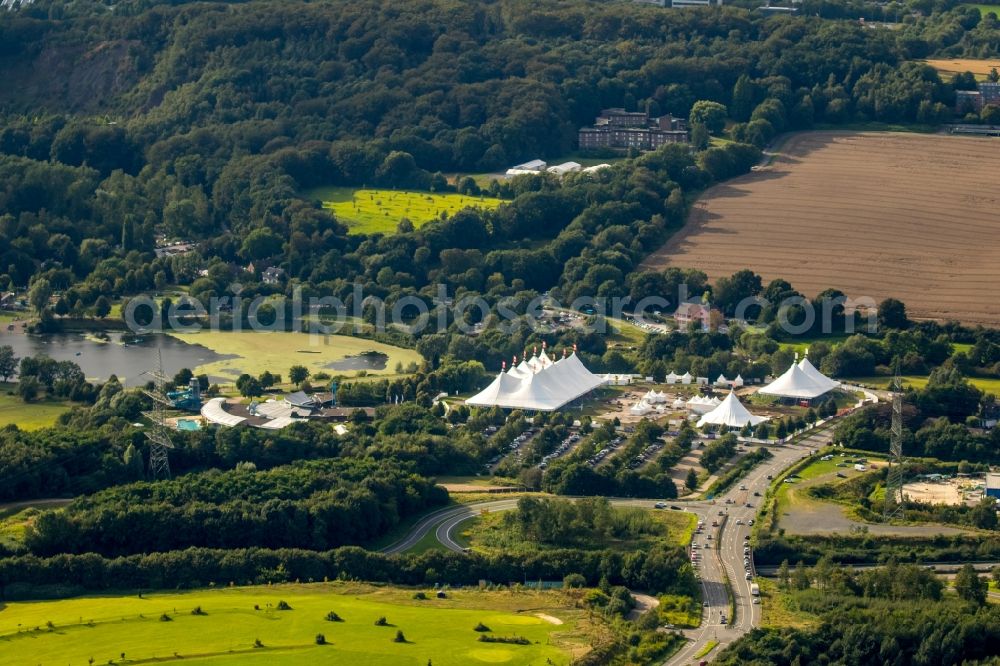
[306,187,504,235]
[0,583,589,666]
[0,383,74,429]
[166,330,422,382]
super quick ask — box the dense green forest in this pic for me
[1,0,997,320]
[717,562,1000,666]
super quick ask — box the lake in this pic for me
[0,330,235,386]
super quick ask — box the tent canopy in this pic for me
[697,391,768,428]
[466,352,606,411]
[759,360,834,400]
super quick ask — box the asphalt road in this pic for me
[380,427,837,665]
[666,428,834,665]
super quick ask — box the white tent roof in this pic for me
[200,398,247,427]
[797,356,839,393]
[697,391,768,428]
[466,352,606,411]
[759,361,832,399]
[715,374,728,384]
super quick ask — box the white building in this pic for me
[547,161,582,176]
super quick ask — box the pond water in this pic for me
[0,330,235,386]
[326,351,389,371]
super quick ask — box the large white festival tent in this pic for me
[697,391,768,428]
[759,353,839,400]
[466,345,607,411]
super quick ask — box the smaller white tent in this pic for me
[665,372,680,385]
[630,400,653,416]
[732,374,745,388]
[680,372,693,385]
[644,389,667,404]
[697,391,768,428]
[715,373,729,386]
[671,398,687,409]
[686,395,721,414]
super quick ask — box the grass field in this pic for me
[0,384,74,429]
[0,582,593,666]
[925,55,1000,80]
[757,579,818,629]
[847,375,1000,394]
[778,334,850,355]
[166,331,422,382]
[642,132,1000,326]
[305,186,504,235]
[459,506,696,555]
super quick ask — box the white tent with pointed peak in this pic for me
[697,391,768,428]
[466,350,606,411]
[680,372,693,385]
[797,353,839,393]
[732,374,745,388]
[715,373,729,386]
[644,389,667,404]
[665,371,681,384]
[759,356,833,400]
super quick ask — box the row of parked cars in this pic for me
[627,441,662,469]
[482,427,535,471]
[587,436,624,466]
[539,432,582,469]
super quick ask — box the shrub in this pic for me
[191,606,206,615]
[394,629,407,643]
[473,622,491,632]
[325,611,343,622]
[413,591,427,600]
[253,638,263,648]
[315,633,326,645]
[159,613,172,622]
[276,600,292,610]
[375,616,388,626]
[477,635,530,645]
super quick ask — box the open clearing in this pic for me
[0,383,74,429]
[848,374,1000,394]
[774,453,969,536]
[305,186,504,234]
[0,582,592,666]
[167,331,422,382]
[643,132,1000,326]
[924,56,1000,80]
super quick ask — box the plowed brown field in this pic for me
[643,132,1000,325]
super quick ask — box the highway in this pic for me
[665,428,834,665]
[380,427,837,664]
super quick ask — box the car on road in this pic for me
[739,485,746,490]
[745,502,753,507]
[748,519,754,526]
[704,601,710,607]
[735,519,743,525]
[752,597,761,604]
[654,502,666,509]
[746,573,752,579]
[766,474,773,479]
[670,505,682,510]
[753,491,761,496]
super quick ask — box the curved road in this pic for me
[381,428,836,665]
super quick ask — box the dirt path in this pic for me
[628,593,661,621]
[642,131,1000,326]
